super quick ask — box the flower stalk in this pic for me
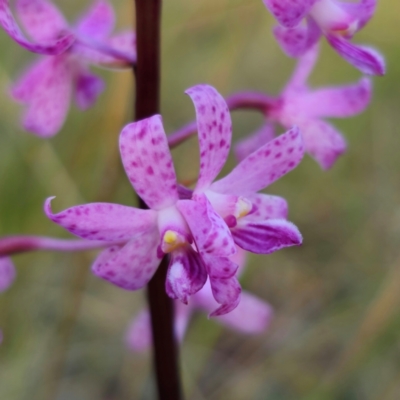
[134,0,182,399]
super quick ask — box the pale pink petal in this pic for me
[231,218,302,254]
[0,0,74,55]
[300,118,347,169]
[22,56,73,137]
[16,0,68,42]
[0,257,16,292]
[119,115,179,211]
[210,127,304,196]
[165,245,207,304]
[338,0,376,31]
[201,253,238,279]
[44,197,157,242]
[283,43,320,92]
[195,283,273,334]
[92,229,161,290]
[75,0,115,40]
[263,0,319,28]
[234,124,275,162]
[326,34,385,76]
[299,77,372,118]
[72,31,136,68]
[186,84,232,192]
[176,194,236,257]
[10,57,50,103]
[209,276,241,317]
[125,310,152,352]
[74,70,105,110]
[175,301,194,342]
[230,247,248,277]
[245,193,288,220]
[274,17,321,58]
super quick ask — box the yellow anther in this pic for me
[235,198,252,219]
[164,230,178,244]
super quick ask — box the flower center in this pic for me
[162,230,187,253]
[234,197,252,219]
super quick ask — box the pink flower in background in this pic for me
[263,0,384,75]
[1,0,136,137]
[233,45,372,169]
[0,257,16,345]
[126,249,274,352]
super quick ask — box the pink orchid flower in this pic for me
[0,257,16,345]
[1,0,136,137]
[176,86,303,314]
[263,0,384,75]
[233,44,372,169]
[126,249,274,352]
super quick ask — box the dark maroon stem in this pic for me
[134,1,182,399]
[167,91,278,148]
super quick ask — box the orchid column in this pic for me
[134,1,182,399]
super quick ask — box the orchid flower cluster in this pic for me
[0,0,384,364]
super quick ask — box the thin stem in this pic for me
[134,1,182,399]
[0,235,120,257]
[167,91,278,148]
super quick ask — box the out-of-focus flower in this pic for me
[263,0,384,75]
[0,257,15,292]
[234,45,372,169]
[126,249,274,352]
[1,0,136,137]
[176,85,303,313]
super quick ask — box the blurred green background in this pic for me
[0,0,399,398]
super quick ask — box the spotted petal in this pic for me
[0,257,16,292]
[263,0,319,28]
[176,193,236,257]
[21,56,73,137]
[209,276,241,317]
[165,245,207,304]
[0,0,74,55]
[92,229,160,290]
[119,115,179,211]
[326,34,385,76]
[75,0,115,40]
[16,0,68,42]
[186,84,232,192]
[75,70,105,110]
[299,77,372,118]
[245,193,288,220]
[45,197,157,242]
[300,119,347,169]
[274,17,321,58]
[338,0,376,31]
[231,219,302,254]
[211,127,304,196]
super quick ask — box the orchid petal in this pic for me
[284,43,320,92]
[186,84,232,192]
[125,310,152,352]
[16,0,68,42]
[245,193,288,220]
[45,197,157,242]
[21,56,73,137]
[338,0,376,31]
[72,31,136,68]
[75,0,115,40]
[300,119,347,169]
[232,218,302,254]
[119,115,179,211]
[165,246,207,304]
[211,127,304,196]
[75,70,105,110]
[234,124,275,162]
[92,229,160,290]
[177,194,236,257]
[299,77,372,118]
[0,257,16,292]
[274,17,321,58]
[0,0,74,55]
[201,253,238,279]
[326,34,385,76]
[209,276,241,317]
[195,282,273,334]
[263,0,319,28]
